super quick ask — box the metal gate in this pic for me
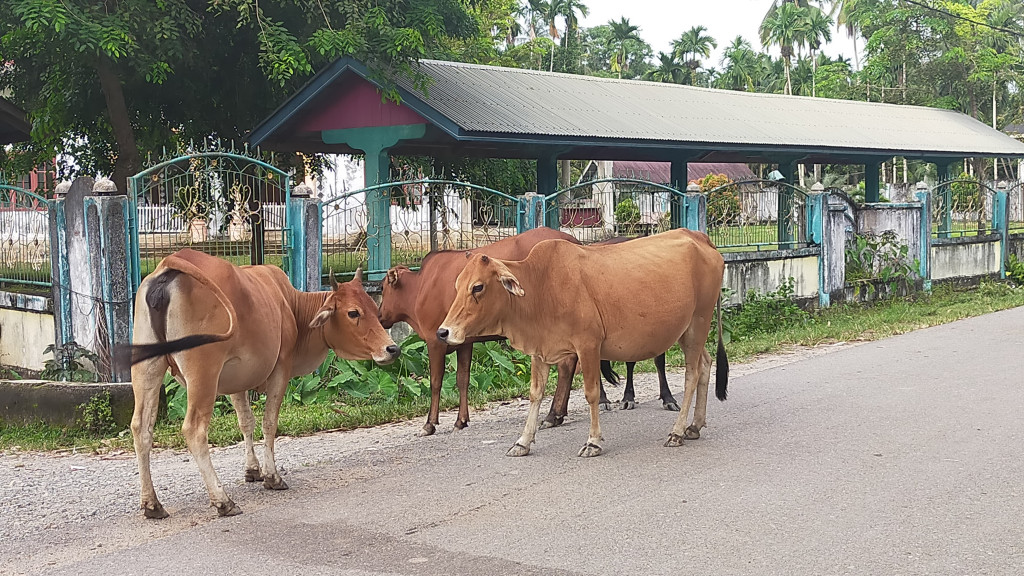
[320,179,521,284]
[127,149,291,293]
[931,178,999,239]
[703,179,814,251]
[0,184,52,289]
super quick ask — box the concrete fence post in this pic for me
[683,184,706,233]
[48,181,72,352]
[819,192,849,308]
[994,181,1008,279]
[287,183,322,291]
[518,193,545,232]
[915,182,933,291]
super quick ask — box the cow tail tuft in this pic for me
[715,297,729,401]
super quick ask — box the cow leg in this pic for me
[620,362,637,410]
[542,356,577,429]
[685,349,713,439]
[656,353,680,411]
[179,363,240,516]
[453,344,473,430]
[598,360,616,412]
[578,351,604,457]
[507,357,551,457]
[419,341,447,437]
[131,357,169,519]
[258,368,290,491]
[665,326,711,448]
[229,392,262,482]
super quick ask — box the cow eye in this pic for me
[347,310,360,319]
[472,284,483,294]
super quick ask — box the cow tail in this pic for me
[127,256,238,365]
[600,360,620,385]
[715,297,729,401]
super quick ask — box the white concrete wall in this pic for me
[931,239,1001,281]
[723,252,819,306]
[0,308,54,371]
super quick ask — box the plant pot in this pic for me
[228,219,250,241]
[188,218,209,243]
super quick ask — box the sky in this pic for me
[578,0,858,69]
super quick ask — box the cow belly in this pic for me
[217,355,277,395]
[600,328,683,363]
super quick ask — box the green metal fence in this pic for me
[127,148,290,293]
[931,178,998,239]
[0,184,52,289]
[320,179,521,284]
[704,179,812,251]
[1008,181,1024,235]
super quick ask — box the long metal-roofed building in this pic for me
[249,57,1024,203]
[0,96,31,145]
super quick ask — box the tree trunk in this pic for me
[784,59,792,95]
[95,54,141,193]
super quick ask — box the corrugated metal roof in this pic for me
[612,161,755,183]
[401,60,1024,157]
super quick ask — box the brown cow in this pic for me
[126,249,398,518]
[437,229,727,457]
[378,227,580,436]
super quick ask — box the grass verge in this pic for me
[2,280,1022,453]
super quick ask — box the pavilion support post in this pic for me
[537,155,559,229]
[777,161,796,248]
[865,159,882,203]
[322,124,426,280]
[670,159,689,230]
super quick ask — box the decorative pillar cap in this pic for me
[915,181,929,191]
[996,180,1008,190]
[54,181,72,198]
[810,182,825,193]
[685,183,701,193]
[293,183,313,198]
[92,177,119,195]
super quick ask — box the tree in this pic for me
[759,1,811,94]
[0,0,481,186]
[607,18,642,79]
[717,36,759,91]
[644,52,685,84]
[582,24,651,79]
[804,6,833,96]
[672,25,718,85]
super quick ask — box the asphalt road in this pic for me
[4,306,1024,576]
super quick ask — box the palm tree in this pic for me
[717,36,759,91]
[543,0,562,72]
[607,17,641,79]
[644,52,685,84]
[759,1,810,94]
[672,25,717,85]
[828,0,870,70]
[804,6,833,96]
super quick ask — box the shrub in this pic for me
[845,231,917,297]
[78,391,116,435]
[1007,254,1024,286]
[698,173,740,225]
[40,342,100,382]
[614,196,641,225]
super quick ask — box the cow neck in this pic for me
[394,270,425,333]
[499,258,545,353]
[294,290,332,356]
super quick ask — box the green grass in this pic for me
[3,280,1023,453]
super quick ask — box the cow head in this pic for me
[377,266,412,329]
[310,268,400,364]
[436,253,523,346]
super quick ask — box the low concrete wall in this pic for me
[857,202,922,272]
[931,236,1001,281]
[0,291,55,372]
[1008,234,1024,263]
[0,380,133,427]
[723,248,820,306]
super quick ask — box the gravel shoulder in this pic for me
[0,342,860,575]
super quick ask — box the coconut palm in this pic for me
[759,1,810,94]
[804,6,833,96]
[607,17,641,79]
[672,25,717,85]
[717,36,759,91]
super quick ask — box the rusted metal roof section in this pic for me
[404,60,1024,157]
[0,97,31,145]
[611,161,756,183]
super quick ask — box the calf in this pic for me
[437,229,727,457]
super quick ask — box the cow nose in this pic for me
[385,344,400,357]
[436,328,449,342]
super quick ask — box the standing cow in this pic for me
[437,229,728,457]
[126,249,399,518]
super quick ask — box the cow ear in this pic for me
[309,307,333,328]
[351,267,363,283]
[385,268,399,286]
[499,273,524,297]
[329,269,339,291]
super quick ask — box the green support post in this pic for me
[322,124,426,279]
[538,155,559,229]
[915,182,933,292]
[864,159,881,203]
[995,183,1008,279]
[670,160,689,229]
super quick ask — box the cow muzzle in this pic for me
[374,343,401,365]
[436,326,464,346]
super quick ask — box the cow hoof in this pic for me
[417,423,436,437]
[539,415,564,429]
[244,468,263,483]
[577,443,602,458]
[664,433,685,448]
[506,443,531,457]
[684,425,701,440]
[619,400,636,410]
[263,475,289,491]
[453,419,469,430]
[599,402,613,412]
[663,401,681,412]
[142,503,169,520]
[215,500,243,517]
